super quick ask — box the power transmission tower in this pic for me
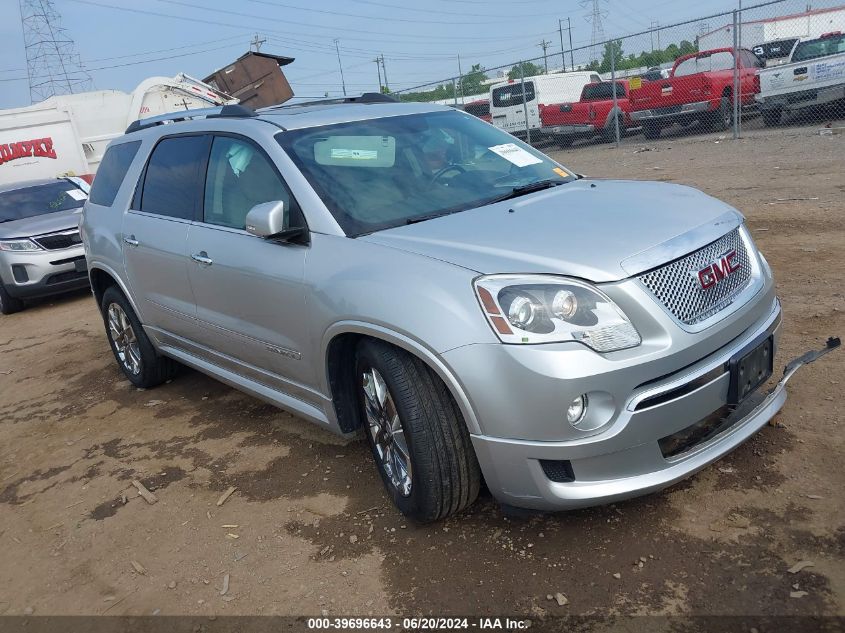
[538,39,551,74]
[581,0,607,65]
[19,0,92,103]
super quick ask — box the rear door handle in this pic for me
[191,251,213,266]
[123,235,139,247]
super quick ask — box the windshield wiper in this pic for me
[484,179,566,206]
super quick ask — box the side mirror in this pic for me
[245,200,287,237]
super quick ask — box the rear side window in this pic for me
[674,52,735,76]
[582,82,625,100]
[792,34,845,63]
[88,140,141,206]
[139,135,208,220]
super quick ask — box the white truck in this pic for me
[0,74,233,186]
[757,31,845,126]
[489,71,601,140]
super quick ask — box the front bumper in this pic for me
[443,275,794,510]
[0,244,89,299]
[630,100,712,122]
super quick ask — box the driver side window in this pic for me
[203,136,299,230]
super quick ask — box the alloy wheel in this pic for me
[361,367,412,497]
[107,303,141,375]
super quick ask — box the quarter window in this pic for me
[203,136,297,230]
[139,135,208,220]
[88,140,140,206]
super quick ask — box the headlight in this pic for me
[0,239,41,252]
[474,275,641,352]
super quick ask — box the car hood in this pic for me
[0,208,81,240]
[360,179,743,282]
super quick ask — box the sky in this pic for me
[0,0,838,109]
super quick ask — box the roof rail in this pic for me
[265,92,397,110]
[125,104,257,134]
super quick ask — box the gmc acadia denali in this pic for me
[80,96,838,522]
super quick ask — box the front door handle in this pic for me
[123,235,139,247]
[191,251,213,266]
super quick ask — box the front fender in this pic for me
[319,320,483,435]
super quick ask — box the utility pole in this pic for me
[538,39,551,74]
[250,33,266,52]
[380,54,389,92]
[457,54,464,103]
[373,56,383,92]
[333,39,347,96]
[568,17,574,71]
[559,19,566,71]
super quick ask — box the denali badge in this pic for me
[696,250,741,290]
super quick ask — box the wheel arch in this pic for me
[88,263,142,317]
[322,322,482,436]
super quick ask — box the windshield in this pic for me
[277,110,575,236]
[791,34,845,63]
[0,181,86,223]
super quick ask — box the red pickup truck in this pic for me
[539,80,635,146]
[629,47,764,139]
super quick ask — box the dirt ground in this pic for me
[0,125,842,624]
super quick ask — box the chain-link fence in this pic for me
[392,0,845,151]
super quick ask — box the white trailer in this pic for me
[698,5,845,52]
[0,74,233,186]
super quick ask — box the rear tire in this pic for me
[100,286,175,388]
[762,107,783,127]
[642,121,662,140]
[355,339,481,523]
[0,282,24,315]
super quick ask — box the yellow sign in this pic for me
[629,77,642,90]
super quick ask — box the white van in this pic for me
[489,71,601,139]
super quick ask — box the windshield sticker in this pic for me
[66,189,88,201]
[330,149,378,160]
[488,143,543,167]
[553,167,570,178]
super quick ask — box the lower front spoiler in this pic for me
[472,337,841,511]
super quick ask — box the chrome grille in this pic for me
[639,228,752,325]
[33,229,82,250]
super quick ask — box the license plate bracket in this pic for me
[728,335,774,405]
[74,258,87,273]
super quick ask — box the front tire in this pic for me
[0,282,24,315]
[100,286,175,388]
[355,339,481,523]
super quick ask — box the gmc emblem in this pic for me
[696,250,741,290]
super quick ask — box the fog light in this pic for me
[567,394,588,425]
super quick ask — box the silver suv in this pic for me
[81,97,836,522]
